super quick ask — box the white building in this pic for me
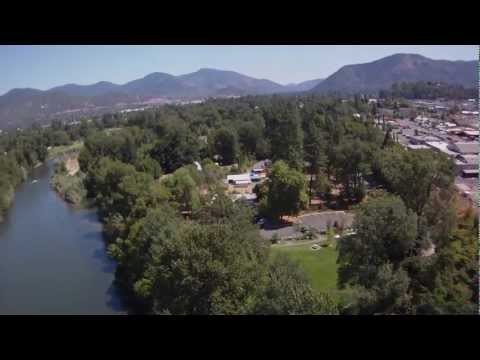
[227,173,251,186]
[415,116,429,122]
[463,130,479,138]
[444,122,457,128]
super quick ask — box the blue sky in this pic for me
[0,45,477,95]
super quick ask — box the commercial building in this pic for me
[448,142,478,155]
[226,173,252,186]
[454,154,478,176]
[462,129,479,138]
[425,141,458,157]
[461,169,478,178]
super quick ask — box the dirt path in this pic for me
[65,157,79,176]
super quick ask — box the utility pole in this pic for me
[308,173,314,207]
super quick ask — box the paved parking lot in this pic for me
[260,225,302,241]
[299,211,354,233]
[259,211,355,241]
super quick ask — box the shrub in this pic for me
[271,233,280,244]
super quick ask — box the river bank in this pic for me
[51,154,89,206]
[0,164,28,224]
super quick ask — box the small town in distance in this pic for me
[373,97,478,207]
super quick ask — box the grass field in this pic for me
[48,141,84,159]
[270,243,354,303]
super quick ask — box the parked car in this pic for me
[254,216,265,226]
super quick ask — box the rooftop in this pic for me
[425,141,458,156]
[463,130,479,137]
[227,173,251,182]
[407,144,430,150]
[448,142,478,155]
[456,154,478,165]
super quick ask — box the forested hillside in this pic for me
[312,54,477,94]
[379,81,478,100]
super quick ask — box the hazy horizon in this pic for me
[0,45,477,95]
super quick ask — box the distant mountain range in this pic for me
[0,53,477,129]
[311,53,477,94]
[50,69,299,98]
[284,78,324,92]
[0,69,324,129]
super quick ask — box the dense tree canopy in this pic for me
[262,160,308,220]
[337,193,418,289]
[264,98,304,169]
[150,123,200,173]
[253,254,339,315]
[211,127,239,165]
[339,191,478,314]
[373,146,455,216]
[379,81,477,100]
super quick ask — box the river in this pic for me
[0,161,126,315]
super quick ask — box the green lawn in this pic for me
[270,243,354,303]
[48,141,84,158]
